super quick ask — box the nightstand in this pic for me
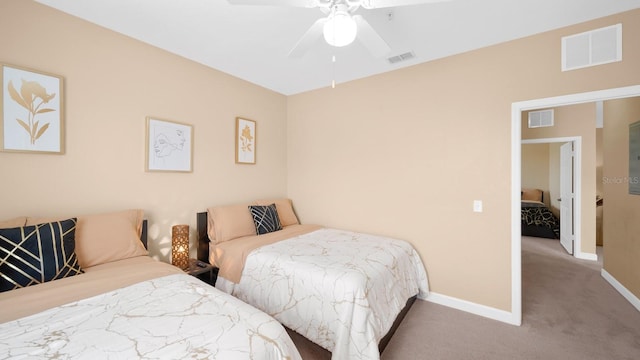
[184,259,218,286]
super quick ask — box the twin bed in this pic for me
[521,188,561,239]
[1,201,429,360]
[0,210,300,359]
[197,199,429,360]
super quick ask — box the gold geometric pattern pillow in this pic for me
[249,204,282,235]
[0,218,83,293]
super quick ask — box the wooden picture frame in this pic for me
[235,117,256,164]
[1,63,64,154]
[145,117,193,172]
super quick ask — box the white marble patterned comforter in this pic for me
[0,274,301,360]
[227,228,429,360]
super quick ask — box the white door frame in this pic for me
[510,85,640,326]
[522,137,582,257]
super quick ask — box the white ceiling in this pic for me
[35,0,640,95]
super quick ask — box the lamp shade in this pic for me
[323,8,357,47]
[171,224,190,270]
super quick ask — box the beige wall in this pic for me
[522,103,597,255]
[521,143,550,206]
[288,10,640,310]
[0,0,288,261]
[520,142,561,215]
[602,97,640,299]
[3,1,640,312]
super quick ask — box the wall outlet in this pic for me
[473,200,483,212]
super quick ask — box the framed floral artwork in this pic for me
[145,117,193,172]
[235,117,256,164]
[1,64,64,154]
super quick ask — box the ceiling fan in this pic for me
[227,0,448,58]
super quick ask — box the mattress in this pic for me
[213,227,429,360]
[0,256,301,360]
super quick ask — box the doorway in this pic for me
[509,85,640,326]
[521,137,582,257]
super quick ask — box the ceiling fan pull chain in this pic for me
[331,55,336,88]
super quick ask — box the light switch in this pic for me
[473,200,483,212]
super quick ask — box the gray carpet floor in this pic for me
[288,236,640,359]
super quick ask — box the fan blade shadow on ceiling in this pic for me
[352,15,391,58]
[288,18,327,58]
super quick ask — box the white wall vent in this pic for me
[388,51,415,64]
[562,23,622,71]
[528,109,554,128]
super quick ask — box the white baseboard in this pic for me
[576,251,598,261]
[425,269,640,326]
[601,269,640,313]
[426,292,519,325]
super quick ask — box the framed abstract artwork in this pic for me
[145,117,193,172]
[1,64,64,154]
[235,117,256,164]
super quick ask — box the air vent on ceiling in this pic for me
[528,109,554,128]
[388,51,415,64]
[562,23,622,71]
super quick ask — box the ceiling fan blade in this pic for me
[359,0,449,9]
[288,17,327,58]
[352,15,391,58]
[227,0,320,7]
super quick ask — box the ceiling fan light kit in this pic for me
[228,0,446,57]
[323,5,357,47]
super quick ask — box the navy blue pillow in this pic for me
[249,204,282,235]
[0,218,83,293]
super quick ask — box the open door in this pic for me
[560,142,574,254]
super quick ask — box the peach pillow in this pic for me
[254,198,299,227]
[207,203,256,244]
[26,209,148,268]
[521,189,543,202]
[0,216,27,229]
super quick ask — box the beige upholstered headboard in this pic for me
[521,188,543,202]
